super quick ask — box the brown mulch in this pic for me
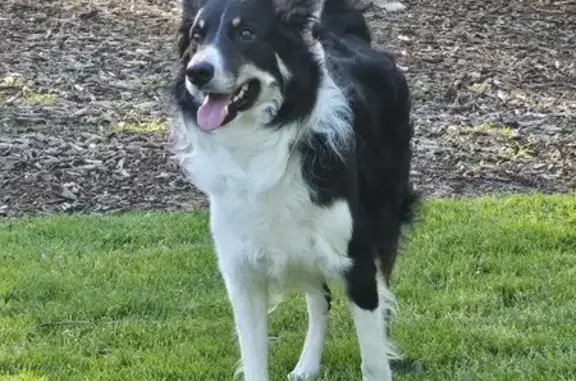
[1,0,575,218]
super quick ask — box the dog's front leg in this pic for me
[288,283,330,380]
[221,265,270,381]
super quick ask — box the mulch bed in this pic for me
[1,0,574,218]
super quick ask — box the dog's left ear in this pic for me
[273,0,325,36]
[177,0,207,60]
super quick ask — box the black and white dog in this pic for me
[169,0,418,379]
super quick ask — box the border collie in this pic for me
[168,0,418,379]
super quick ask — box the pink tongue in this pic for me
[197,94,232,131]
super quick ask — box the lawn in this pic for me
[1,194,575,381]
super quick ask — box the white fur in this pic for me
[307,40,354,160]
[350,277,398,381]
[288,287,330,380]
[170,40,396,381]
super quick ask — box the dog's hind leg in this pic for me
[346,257,396,381]
[288,282,332,380]
[348,285,396,381]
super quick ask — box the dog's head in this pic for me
[176,0,325,131]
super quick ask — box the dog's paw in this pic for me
[287,365,320,380]
[360,364,393,381]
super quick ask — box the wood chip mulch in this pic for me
[1,0,574,218]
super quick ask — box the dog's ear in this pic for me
[273,0,324,43]
[177,20,190,60]
[177,0,206,60]
[181,0,208,18]
[273,0,325,28]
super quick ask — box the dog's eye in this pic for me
[237,28,254,42]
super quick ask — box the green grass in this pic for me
[1,194,575,381]
[113,121,167,133]
[20,91,59,107]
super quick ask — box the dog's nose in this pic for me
[186,62,215,87]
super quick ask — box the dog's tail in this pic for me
[321,0,372,43]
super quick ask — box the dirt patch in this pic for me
[1,0,575,218]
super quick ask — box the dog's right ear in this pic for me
[177,0,206,60]
[272,0,325,25]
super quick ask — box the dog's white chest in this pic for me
[180,121,292,195]
[181,127,353,287]
[210,183,353,288]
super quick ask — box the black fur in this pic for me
[173,0,418,311]
[322,282,333,311]
[300,0,418,309]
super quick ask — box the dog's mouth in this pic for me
[196,79,261,131]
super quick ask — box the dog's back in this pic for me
[321,0,372,43]
[318,0,418,281]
